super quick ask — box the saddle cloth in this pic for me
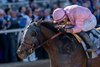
[73,28,100,59]
[88,28,100,49]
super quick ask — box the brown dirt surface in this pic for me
[0,59,50,67]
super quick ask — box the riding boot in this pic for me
[77,31,97,52]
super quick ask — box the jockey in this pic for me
[52,5,97,52]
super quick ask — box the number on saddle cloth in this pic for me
[88,28,100,49]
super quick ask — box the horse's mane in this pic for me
[40,21,75,40]
[40,21,81,54]
[40,21,75,38]
[40,22,59,33]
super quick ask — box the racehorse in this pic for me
[17,21,100,67]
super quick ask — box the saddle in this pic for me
[56,25,100,59]
[88,29,100,49]
[73,28,100,59]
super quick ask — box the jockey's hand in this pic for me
[55,25,65,29]
[58,28,66,34]
[64,29,73,33]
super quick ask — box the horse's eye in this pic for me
[31,32,36,36]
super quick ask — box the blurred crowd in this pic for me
[0,0,99,63]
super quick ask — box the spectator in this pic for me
[94,2,100,27]
[7,0,17,2]
[0,9,7,63]
[52,3,60,11]
[18,6,27,28]
[24,8,33,27]
[7,10,19,62]
[33,8,41,22]
[82,0,94,13]
[29,0,39,12]
[63,0,72,7]
[69,0,81,5]
[9,11,19,29]
[44,8,53,22]
[4,7,12,29]
[50,3,61,14]
[18,6,26,18]
[0,9,6,29]
[1,8,10,63]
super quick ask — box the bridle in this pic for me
[23,32,62,55]
[23,23,62,54]
[33,32,62,50]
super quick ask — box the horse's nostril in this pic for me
[17,51,22,58]
[17,50,21,55]
[17,50,27,59]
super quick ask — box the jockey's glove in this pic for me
[58,28,67,34]
[64,29,73,33]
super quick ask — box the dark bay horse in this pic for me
[17,21,100,67]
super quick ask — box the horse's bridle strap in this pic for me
[51,32,62,39]
[33,32,62,50]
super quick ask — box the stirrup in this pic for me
[86,49,98,59]
[86,48,97,52]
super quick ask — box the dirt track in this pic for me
[0,60,50,67]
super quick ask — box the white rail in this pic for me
[0,28,25,44]
[0,28,25,34]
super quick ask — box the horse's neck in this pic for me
[41,25,60,65]
[43,35,86,67]
[40,23,86,67]
[41,26,55,38]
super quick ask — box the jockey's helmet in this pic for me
[52,8,66,23]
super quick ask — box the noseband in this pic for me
[33,23,62,50]
[33,32,62,50]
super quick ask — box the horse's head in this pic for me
[17,20,58,59]
[17,22,41,59]
[17,20,78,60]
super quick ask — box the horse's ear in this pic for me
[36,18,43,26]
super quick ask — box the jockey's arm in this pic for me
[69,19,84,33]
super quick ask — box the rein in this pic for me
[32,32,62,50]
